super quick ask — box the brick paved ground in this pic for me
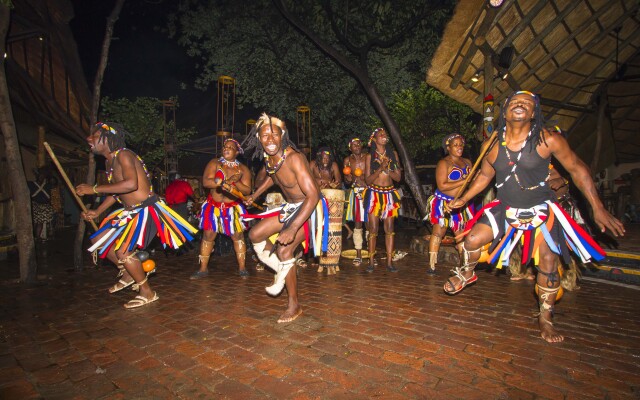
[0,225,639,399]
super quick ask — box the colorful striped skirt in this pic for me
[363,184,401,221]
[424,189,475,232]
[199,197,247,236]
[89,195,199,258]
[243,197,329,257]
[345,187,366,223]
[465,199,605,268]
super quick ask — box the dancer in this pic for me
[364,128,402,273]
[192,138,252,279]
[310,147,342,189]
[446,91,624,342]
[243,113,328,323]
[424,133,474,274]
[76,122,198,308]
[343,138,367,266]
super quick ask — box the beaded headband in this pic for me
[348,138,361,149]
[223,138,244,154]
[442,133,464,151]
[96,122,116,135]
[368,128,384,146]
[255,113,286,137]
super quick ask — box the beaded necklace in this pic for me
[265,147,289,175]
[348,153,365,166]
[219,157,239,168]
[107,148,153,207]
[495,130,549,191]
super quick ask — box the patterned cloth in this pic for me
[32,203,54,224]
[243,197,329,257]
[345,187,366,223]
[465,199,605,268]
[88,195,198,258]
[363,184,401,221]
[424,189,475,232]
[199,196,247,236]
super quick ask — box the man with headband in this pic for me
[243,113,328,323]
[310,147,342,190]
[343,137,367,266]
[191,138,252,279]
[446,91,624,343]
[76,122,198,309]
[363,128,402,273]
[424,133,474,274]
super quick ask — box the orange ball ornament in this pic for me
[477,243,491,263]
[343,166,352,175]
[354,168,363,177]
[142,259,156,273]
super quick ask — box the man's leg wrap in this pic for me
[266,258,296,296]
[536,285,560,324]
[353,228,363,250]
[429,235,441,270]
[461,242,481,271]
[234,239,246,262]
[199,239,214,265]
[253,241,280,272]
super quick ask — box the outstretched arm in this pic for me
[548,132,624,236]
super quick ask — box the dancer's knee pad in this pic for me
[253,241,280,271]
[353,228,363,250]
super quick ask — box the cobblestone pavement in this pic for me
[0,225,639,399]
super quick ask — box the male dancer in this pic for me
[343,138,367,266]
[76,122,198,308]
[191,138,252,279]
[244,113,327,323]
[310,147,342,189]
[364,128,402,273]
[446,91,624,342]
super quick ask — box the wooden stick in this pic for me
[452,129,499,203]
[222,183,264,211]
[43,142,99,231]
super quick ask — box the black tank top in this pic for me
[492,130,553,208]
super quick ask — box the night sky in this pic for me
[69,0,217,135]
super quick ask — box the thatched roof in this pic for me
[7,0,92,164]
[426,0,640,170]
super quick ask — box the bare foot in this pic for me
[277,306,303,323]
[539,313,564,343]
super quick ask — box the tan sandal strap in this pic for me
[131,276,148,291]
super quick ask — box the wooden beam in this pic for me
[545,32,640,119]
[449,5,499,89]
[526,3,637,94]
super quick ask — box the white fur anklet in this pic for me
[266,258,295,296]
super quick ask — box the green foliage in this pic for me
[99,97,196,169]
[168,0,455,160]
[385,83,480,164]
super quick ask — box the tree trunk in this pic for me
[273,0,428,216]
[358,77,428,214]
[0,5,37,283]
[73,0,126,269]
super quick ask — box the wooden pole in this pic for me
[44,142,98,231]
[452,129,498,203]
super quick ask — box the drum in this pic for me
[319,189,345,274]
